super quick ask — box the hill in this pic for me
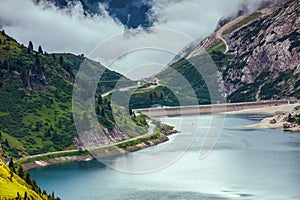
[131,0,299,107]
[0,150,59,199]
[0,31,147,159]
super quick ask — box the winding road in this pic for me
[16,120,156,163]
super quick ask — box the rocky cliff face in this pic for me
[225,0,299,95]
[171,0,300,102]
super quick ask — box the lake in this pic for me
[30,114,300,200]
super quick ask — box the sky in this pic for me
[0,0,265,79]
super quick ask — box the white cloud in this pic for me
[0,0,124,55]
[0,0,266,79]
[150,0,262,39]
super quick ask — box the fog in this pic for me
[0,0,266,79]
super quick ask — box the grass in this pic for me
[0,33,22,62]
[223,12,262,35]
[0,158,44,199]
[116,133,161,149]
[0,31,143,159]
[15,150,90,165]
[1,132,25,152]
[207,41,226,54]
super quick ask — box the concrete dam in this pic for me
[135,100,299,117]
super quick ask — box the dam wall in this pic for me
[135,100,299,117]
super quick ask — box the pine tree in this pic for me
[2,60,9,70]
[45,129,51,137]
[9,158,16,173]
[97,95,103,104]
[101,108,105,117]
[35,121,41,131]
[28,41,33,52]
[38,45,43,54]
[24,191,28,200]
[18,165,24,178]
[25,172,32,185]
[59,56,64,65]
[96,106,101,115]
[107,102,112,111]
[4,138,9,147]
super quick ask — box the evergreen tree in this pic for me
[35,56,41,73]
[28,41,33,52]
[18,165,24,178]
[52,130,59,142]
[2,60,9,70]
[38,45,43,54]
[107,102,112,111]
[4,138,9,147]
[24,191,28,200]
[1,30,5,36]
[8,157,15,171]
[96,106,101,115]
[59,56,64,65]
[35,121,41,131]
[101,108,105,117]
[97,95,103,104]
[45,129,51,137]
[25,172,32,185]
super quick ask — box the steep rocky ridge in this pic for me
[160,0,300,103]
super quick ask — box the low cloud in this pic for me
[0,0,124,55]
[150,0,265,39]
[0,0,266,79]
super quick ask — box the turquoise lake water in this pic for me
[30,114,300,200]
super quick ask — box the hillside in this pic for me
[0,151,59,200]
[0,31,146,159]
[153,0,300,105]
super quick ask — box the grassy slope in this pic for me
[126,42,228,109]
[223,12,263,35]
[0,31,142,159]
[0,158,43,199]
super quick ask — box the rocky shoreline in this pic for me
[21,123,179,171]
[22,154,94,171]
[244,104,300,132]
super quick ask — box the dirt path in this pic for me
[215,14,251,53]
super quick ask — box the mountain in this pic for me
[0,31,146,159]
[37,0,154,28]
[156,0,300,104]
